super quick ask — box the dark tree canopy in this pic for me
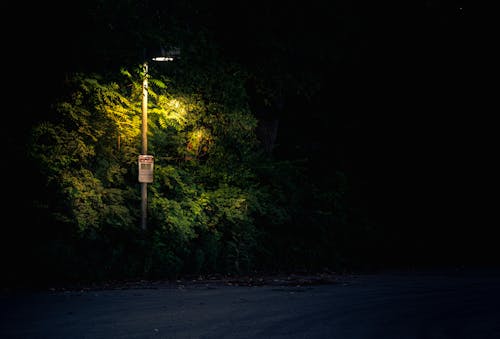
[3,0,484,287]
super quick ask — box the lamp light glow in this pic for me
[152,57,174,62]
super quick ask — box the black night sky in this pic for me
[4,0,494,284]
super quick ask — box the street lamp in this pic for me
[139,46,180,230]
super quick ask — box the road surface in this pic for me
[1,268,499,338]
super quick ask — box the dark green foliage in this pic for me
[14,3,375,285]
[3,1,481,290]
[24,58,360,282]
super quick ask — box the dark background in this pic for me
[4,0,493,273]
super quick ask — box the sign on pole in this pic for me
[138,155,154,183]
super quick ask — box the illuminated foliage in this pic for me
[26,13,358,280]
[29,53,279,276]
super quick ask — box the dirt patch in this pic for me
[47,271,355,292]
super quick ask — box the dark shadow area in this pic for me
[2,1,494,291]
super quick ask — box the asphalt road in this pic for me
[1,268,499,339]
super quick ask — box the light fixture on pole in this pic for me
[139,46,180,230]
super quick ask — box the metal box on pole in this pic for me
[138,155,154,183]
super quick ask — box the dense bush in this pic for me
[23,57,361,283]
[19,29,374,284]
